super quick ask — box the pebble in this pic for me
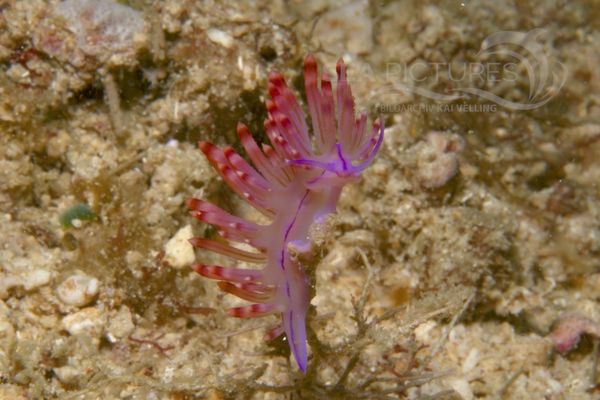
[57,272,99,307]
[22,269,51,291]
[106,306,135,343]
[62,307,105,337]
[206,28,234,49]
[53,365,81,385]
[445,377,474,400]
[414,320,437,344]
[417,131,464,189]
[164,225,195,269]
[312,0,373,55]
[53,0,146,58]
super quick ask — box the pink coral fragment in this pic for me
[549,312,600,354]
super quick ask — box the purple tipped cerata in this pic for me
[187,54,384,373]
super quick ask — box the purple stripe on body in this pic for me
[278,189,310,271]
[336,143,348,171]
[307,170,326,186]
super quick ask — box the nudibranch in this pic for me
[187,54,383,372]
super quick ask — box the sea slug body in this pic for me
[187,54,384,372]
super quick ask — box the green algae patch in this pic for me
[59,204,97,228]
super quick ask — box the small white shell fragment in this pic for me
[166,138,179,148]
[57,271,99,307]
[62,307,105,337]
[206,28,234,49]
[164,225,195,269]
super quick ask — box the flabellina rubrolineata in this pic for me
[187,54,384,372]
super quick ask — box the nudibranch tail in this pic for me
[188,54,384,373]
[284,308,308,373]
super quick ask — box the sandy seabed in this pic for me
[1,0,600,399]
